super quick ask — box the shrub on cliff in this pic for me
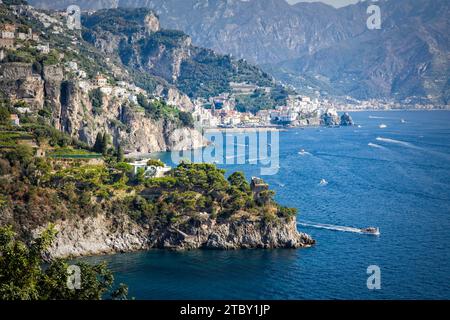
[0,225,128,300]
[89,88,104,115]
[178,111,194,128]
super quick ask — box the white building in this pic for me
[100,86,113,95]
[66,61,78,71]
[78,80,90,93]
[192,105,220,128]
[128,159,172,178]
[128,94,138,104]
[36,43,50,54]
[113,87,127,98]
[1,31,14,39]
[93,75,108,87]
[77,70,87,79]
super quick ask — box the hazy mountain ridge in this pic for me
[28,0,450,104]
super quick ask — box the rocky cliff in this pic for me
[0,62,205,153]
[39,213,314,258]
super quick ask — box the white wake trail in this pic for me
[376,137,419,149]
[297,221,364,234]
[368,142,388,150]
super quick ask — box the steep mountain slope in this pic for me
[273,0,450,103]
[0,3,205,154]
[29,0,450,104]
[80,8,279,100]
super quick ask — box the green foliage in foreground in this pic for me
[0,226,127,300]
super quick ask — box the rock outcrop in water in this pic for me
[340,113,354,126]
[321,109,340,126]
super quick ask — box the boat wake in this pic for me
[297,221,378,235]
[376,137,419,149]
[368,142,388,150]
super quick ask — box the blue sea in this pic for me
[84,111,450,300]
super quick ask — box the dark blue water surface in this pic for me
[84,111,450,299]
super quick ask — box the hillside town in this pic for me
[1,17,347,130]
[190,92,349,129]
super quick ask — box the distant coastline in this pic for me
[204,127,284,133]
[336,108,450,112]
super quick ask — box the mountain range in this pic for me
[28,0,450,105]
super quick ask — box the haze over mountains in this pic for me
[28,0,450,105]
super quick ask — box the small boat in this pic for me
[319,179,328,186]
[360,227,380,235]
[379,124,387,129]
[401,119,406,123]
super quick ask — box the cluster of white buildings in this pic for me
[191,93,337,128]
[0,23,43,53]
[73,72,150,107]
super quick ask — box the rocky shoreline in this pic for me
[36,214,315,259]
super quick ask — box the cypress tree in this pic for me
[93,132,104,153]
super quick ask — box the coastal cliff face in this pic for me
[42,213,314,258]
[0,62,205,153]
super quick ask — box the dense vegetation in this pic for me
[1,94,296,235]
[0,225,128,300]
[0,114,295,232]
[89,88,104,115]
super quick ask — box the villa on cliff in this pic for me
[128,158,172,178]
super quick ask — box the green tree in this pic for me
[228,172,250,193]
[0,104,10,125]
[93,132,104,153]
[146,159,164,168]
[135,167,146,184]
[6,144,33,165]
[89,88,104,115]
[178,111,194,128]
[0,225,128,300]
[101,133,110,155]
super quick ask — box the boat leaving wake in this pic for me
[368,142,387,150]
[297,221,380,235]
[376,137,418,149]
